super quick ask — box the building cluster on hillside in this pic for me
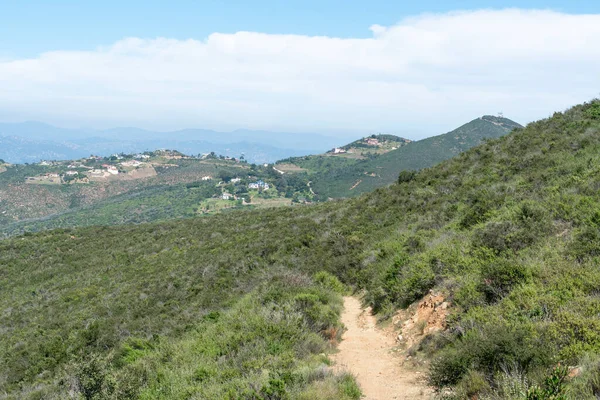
[366,138,380,146]
[121,160,143,168]
[38,160,60,166]
[248,180,270,190]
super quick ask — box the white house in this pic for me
[201,175,212,181]
[231,177,241,183]
[121,160,142,167]
[222,192,233,200]
[249,180,269,190]
[65,171,78,176]
[107,166,119,175]
[333,148,347,154]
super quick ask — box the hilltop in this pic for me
[2,101,600,399]
[275,133,411,176]
[306,115,522,197]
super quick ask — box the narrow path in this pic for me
[332,296,432,400]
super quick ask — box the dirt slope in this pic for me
[332,296,432,400]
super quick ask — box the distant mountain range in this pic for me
[0,122,344,164]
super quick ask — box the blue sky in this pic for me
[1,2,600,137]
[2,0,599,58]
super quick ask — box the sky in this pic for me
[1,1,600,139]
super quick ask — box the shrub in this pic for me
[585,100,600,120]
[397,170,417,183]
[383,260,436,308]
[526,365,568,400]
[454,370,491,398]
[314,271,347,294]
[480,259,531,303]
[429,347,472,387]
[569,226,600,261]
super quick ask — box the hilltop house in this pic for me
[121,160,142,167]
[249,180,270,190]
[333,147,347,154]
[366,138,380,146]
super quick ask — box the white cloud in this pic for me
[1,9,600,137]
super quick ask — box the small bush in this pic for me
[569,226,600,261]
[480,259,531,303]
[398,170,417,184]
[526,365,568,400]
[455,370,491,398]
[314,271,347,294]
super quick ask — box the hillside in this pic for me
[309,115,522,197]
[0,152,316,236]
[276,133,411,173]
[3,101,600,399]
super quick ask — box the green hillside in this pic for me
[310,115,522,197]
[275,134,411,174]
[3,101,600,399]
[0,155,314,236]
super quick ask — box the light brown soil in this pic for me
[349,180,362,190]
[332,296,433,400]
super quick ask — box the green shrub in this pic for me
[526,365,568,400]
[314,271,347,294]
[397,170,417,183]
[585,100,600,120]
[338,373,362,399]
[569,226,600,261]
[383,260,435,308]
[480,259,531,303]
[455,370,491,398]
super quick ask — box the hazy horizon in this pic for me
[2,3,599,139]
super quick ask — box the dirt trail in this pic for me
[332,296,432,400]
